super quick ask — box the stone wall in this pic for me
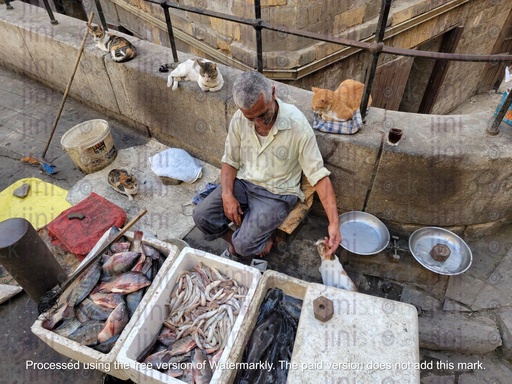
[92,0,512,114]
[1,3,512,237]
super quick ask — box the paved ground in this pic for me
[1,64,511,383]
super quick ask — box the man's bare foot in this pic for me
[258,238,273,258]
[228,245,237,256]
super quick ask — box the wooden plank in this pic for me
[418,26,464,114]
[371,56,414,110]
[278,176,315,235]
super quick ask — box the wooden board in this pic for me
[278,176,315,235]
[371,56,414,111]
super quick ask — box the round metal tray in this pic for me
[339,211,390,255]
[409,227,472,275]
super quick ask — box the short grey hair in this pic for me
[232,71,272,109]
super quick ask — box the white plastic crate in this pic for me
[226,270,420,384]
[117,247,262,384]
[31,232,180,380]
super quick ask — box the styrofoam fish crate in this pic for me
[116,247,262,384]
[289,283,420,384]
[224,269,309,384]
[31,231,180,380]
[225,270,421,384]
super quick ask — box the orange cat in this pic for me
[311,79,371,121]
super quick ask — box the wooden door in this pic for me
[371,56,414,110]
[478,9,512,91]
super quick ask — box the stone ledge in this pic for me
[418,312,501,354]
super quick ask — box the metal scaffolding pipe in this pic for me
[161,1,179,63]
[360,0,392,121]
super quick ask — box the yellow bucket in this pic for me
[61,119,117,174]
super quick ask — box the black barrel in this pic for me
[0,218,67,303]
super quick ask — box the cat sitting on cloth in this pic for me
[167,59,224,92]
[311,79,371,121]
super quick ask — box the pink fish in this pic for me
[102,251,140,275]
[97,302,129,343]
[97,272,151,294]
[89,292,125,309]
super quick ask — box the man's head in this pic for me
[233,71,273,109]
[233,71,276,126]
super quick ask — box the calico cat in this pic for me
[87,24,136,63]
[311,79,371,121]
[108,169,138,200]
[167,59,224,92]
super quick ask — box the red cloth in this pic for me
[47,192,126,257]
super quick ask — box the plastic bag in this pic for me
[319,255,357,291]
[149,148,202,183]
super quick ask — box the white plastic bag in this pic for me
[149,148,202,183]
[319,255,358,291]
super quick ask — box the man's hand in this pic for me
[323,223,341,257]
[222,194,244,226]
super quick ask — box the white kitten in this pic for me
[167,59,224,92]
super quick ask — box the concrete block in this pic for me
[401,286,442,313]
[444,274,485,307]
[418,312,501,354]
[471,283,512,311]
[442,298,472,312]
[497,309,512,362]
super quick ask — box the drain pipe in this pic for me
[360,0,392,122]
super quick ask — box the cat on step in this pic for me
[167,59,224,92]
[87,23,137,63]
[311,79,371,121]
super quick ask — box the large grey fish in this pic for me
[54,317,82,337]
[89,292,125,309]
[92,334,120,354]
[126,288,145,318]
[97,302,129,343]
[76,298,113,321]
[102,251,140,276]
[75,307,91,323]
[65,261,102,307]
[142,244,162,260]
[192,348,213,384]
[97,271,151,294]
[245,311,282,365]
[67,320,105,346]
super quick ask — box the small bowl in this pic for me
[409,227,472,275]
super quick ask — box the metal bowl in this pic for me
[339,211,390,255]
[409,227,472,275]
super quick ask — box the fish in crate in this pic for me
[40,231,167,353]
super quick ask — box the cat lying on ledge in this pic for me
[311,79,371,122]
[87,24,136,63]
[167,59,224,92]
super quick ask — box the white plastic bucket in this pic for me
[61,119,117,174]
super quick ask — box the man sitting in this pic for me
[193,71,340,259]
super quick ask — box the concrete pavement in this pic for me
[1,64,512,383]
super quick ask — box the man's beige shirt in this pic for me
[221,98,330,202]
